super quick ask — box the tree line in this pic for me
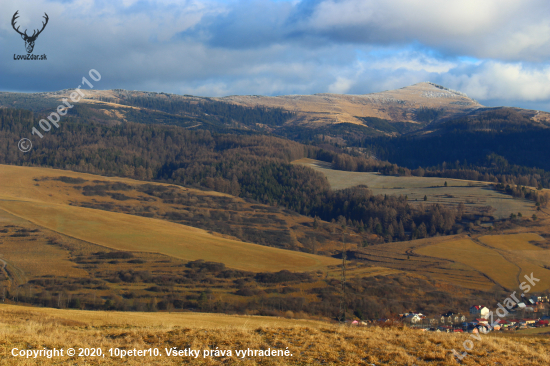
[0,108,470,243]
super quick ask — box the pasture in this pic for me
[415,238,520,290]
[352,236,498,291]
[478,234,550,290]
[0,164,343,273]
[416,235,550,291]
[0,199,338,273]
[293,158,536,219]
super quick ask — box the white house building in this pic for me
[469,305,490,319]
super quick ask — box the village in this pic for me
[348,294,550,333]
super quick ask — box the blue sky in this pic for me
[2,0,550,111]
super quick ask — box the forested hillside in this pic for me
[2,108,474,243]
[369,109,550,169]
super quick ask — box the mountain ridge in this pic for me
[1,82,549,136]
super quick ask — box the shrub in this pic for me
[255,270,311,284]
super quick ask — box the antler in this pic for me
[30,13,49,39]
[11,11,27,37]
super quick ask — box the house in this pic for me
[470,305,490,318]
[454,314,466,323]
[530,295,543,303]
[404,313,424,324]
[440,312,466,324]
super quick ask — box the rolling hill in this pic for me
[2,82,549,135]
[0,164,339,273]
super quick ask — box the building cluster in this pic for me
[387,294,550,333]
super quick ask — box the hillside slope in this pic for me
[0,164,339,272]
[223,82,485,126]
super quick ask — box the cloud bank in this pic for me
[1,0,550,110]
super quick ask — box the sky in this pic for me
[2,0,550,111]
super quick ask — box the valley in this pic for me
[1,83,550,365]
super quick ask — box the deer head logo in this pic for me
[12,11,49,54]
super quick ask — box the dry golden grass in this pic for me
[0,164,231,206]
[0,235,86,279]
[0,304,548,365]
[0,208,87,284]
[0,200,338,273]
[416,238,520,290]
[221,82,483,126]
[478,234,550,290]
[326,265,402,280]
[355,236,497,291]
[478,233,545,251]
[0,164,340,273]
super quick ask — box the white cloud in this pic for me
[301,0,550,61]
[1,0,550,111]
[442,62,550,102]
[328,77,353,94]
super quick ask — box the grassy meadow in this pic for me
[293,158,536,219]
[0,304,549,365]
[355,236,498,291]
[0,164,339,273]
[416,238,521,290]
[0,199,337,273]
[416,234,550,291]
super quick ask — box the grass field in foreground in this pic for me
[0,304,326,329]
[0,200,338,273]
[0,304,548,365]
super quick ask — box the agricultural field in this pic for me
[415,238,520,290]
[293,158,537,219]
[351,235,498,291]
[0,199,336,273]
[1,303,549,366]
[416,235,550,291]
[0,164,370,253]
[346,227,550,293]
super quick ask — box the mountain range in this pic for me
[3,82,550,174]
